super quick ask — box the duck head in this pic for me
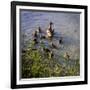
[50,22,53,25]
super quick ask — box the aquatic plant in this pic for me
[21,23,80,78]
[21,41,80,78]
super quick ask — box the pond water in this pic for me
[20,10,80,61]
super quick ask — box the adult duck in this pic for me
[46,22,54,38]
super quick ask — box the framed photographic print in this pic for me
[11,1,88,89]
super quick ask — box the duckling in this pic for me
[22,49,30,53]
[64,52,70,60]
[51,42,57,49]
[31,48,37,51]
[32,38,38,44]
[32,30,38,38]
[22,49,26,53]
[49,51,54,59]
[59,37,63,44]
[36,26,42,33]
[40,35,46,39]
[43,48,50,53]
